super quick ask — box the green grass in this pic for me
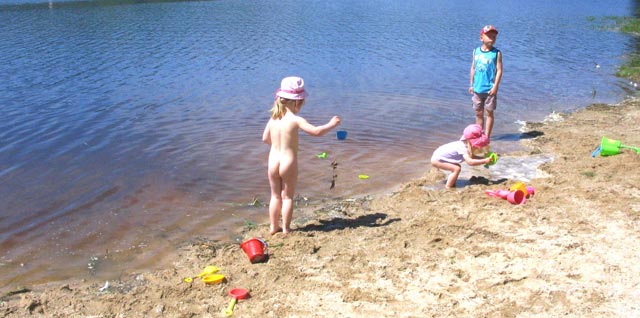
[617,55,640,82]
[591,16,640,34]
[244,220,257,229]
[580,171,596,178]
[613,16,640,81]
[620,16,640,34]
[591,16,640,82]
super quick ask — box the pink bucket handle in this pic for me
[486,189,525,204]
[485,189,510,199]
[484,190,499,197]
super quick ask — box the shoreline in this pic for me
[2,97,640,317]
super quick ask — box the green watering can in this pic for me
[484,152,498,168]
[600,137,640,156]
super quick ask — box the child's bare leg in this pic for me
[485,110,494,138]
[475,109,485,131]
[267,163,283,235]
[431,160,461,188]
[280,160,298,235]
[281,196,293,234]
[269,195,282,235]
[280,180,296,234]
[446,168,461,188]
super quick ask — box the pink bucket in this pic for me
[507,190,526,205]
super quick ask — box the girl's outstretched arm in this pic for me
[463,154,491,166]
[296,116,341,136]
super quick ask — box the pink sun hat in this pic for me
[275,76,308,100]
[461,124,489,148]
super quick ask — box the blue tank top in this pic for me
[472,47,500,94]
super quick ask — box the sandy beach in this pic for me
[2,97,640,317]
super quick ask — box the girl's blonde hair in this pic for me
[269,97,305,119]
[467,140,489,157]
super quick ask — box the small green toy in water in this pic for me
[316,152,328,159]
[358,174,369,179]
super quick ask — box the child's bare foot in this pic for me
[269,226,282,235]
[282,228,292,235]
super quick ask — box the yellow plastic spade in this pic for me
[202,274,225,285]
[184,265,219,283]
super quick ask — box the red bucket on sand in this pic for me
[240,238,268,263]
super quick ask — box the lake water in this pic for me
[0,0,636,290]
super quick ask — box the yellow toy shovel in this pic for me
[184,265,219,283]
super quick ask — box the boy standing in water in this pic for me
[469,25,503,139]
[262,76,341,235]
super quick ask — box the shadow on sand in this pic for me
[298,212,400,233]
[462,176,509,186]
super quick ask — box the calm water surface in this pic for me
[0,0,636,290]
